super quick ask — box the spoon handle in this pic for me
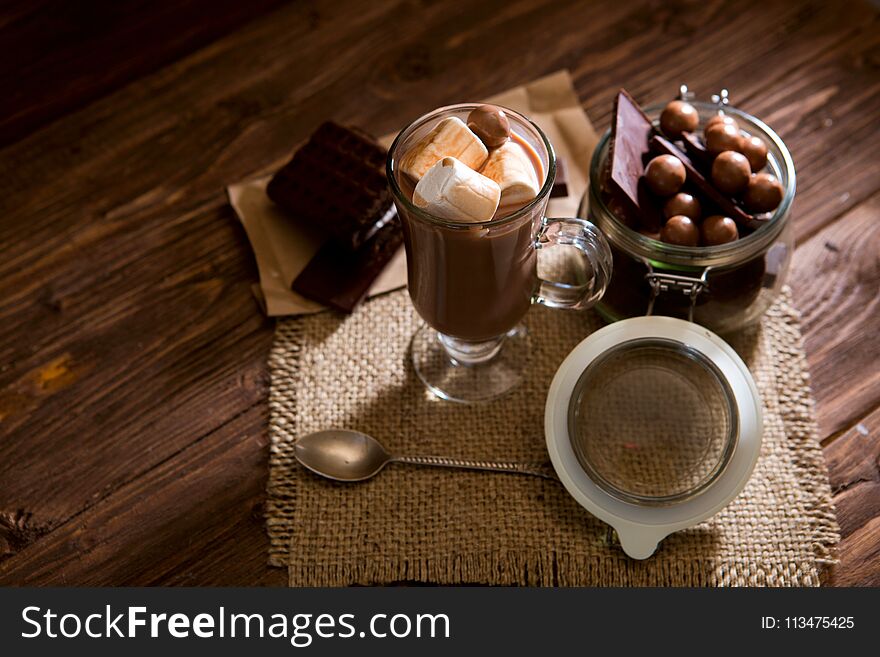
[393,455,558,481]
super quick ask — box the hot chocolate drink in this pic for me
[393,111,545,341]
[387,103,610,402]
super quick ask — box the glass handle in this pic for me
[533,217,612,310]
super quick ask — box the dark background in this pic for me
[0,0,878,586]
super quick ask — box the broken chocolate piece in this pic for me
[292,207,403,313]
[550,157,569,198]
[650,135,752,226]
[607,90,654,214]
[267,121,391,252]
[681,131,712,169]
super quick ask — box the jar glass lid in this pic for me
[567,337,738,506]
[545,316,763,559]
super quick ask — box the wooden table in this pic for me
[1,0,878,586]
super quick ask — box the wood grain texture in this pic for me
[822,407,880,586]
[0,0,878,586]
[790,192,880,439]
[0,0,289,146]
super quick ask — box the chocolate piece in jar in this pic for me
[740,134,768,172]
[267,121,393,252]
[466,104,511,148]
[660,215,700,246]
[701,215,739,245]
[743,172,784,213]
[660,100,699,138]
[711,150,751,195]
[644,154,686,196]
[663,192,701,222]
[606,89,655,214]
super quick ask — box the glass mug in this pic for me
[387,104,612,402]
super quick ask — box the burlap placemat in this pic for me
[266,287,839,586]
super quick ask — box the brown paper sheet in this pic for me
[227,69,598,316]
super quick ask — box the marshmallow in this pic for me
[480,139,540,206]
[412,157,501,222]
[400,117,489,181]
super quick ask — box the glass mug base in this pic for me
[410,323,530,403]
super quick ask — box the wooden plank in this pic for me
[3,0,875,256]
[0,0,289,146]
[0,404,285,585]
[823,406,880,586]
[790,191,880,439]
[0,0,878,585]
[0,201,273,527]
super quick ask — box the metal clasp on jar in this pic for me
[642,258,711,322]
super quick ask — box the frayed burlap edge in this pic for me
[266,288,840,585]
[266,318,302,568]
[288,553,827,587]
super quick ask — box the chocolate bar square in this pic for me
[267,121,392,251]
[292,207,403,313]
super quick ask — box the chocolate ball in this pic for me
[701,215,739,245]
[644,154,686,196]
[467,105,510,148]
[663,192,701,221]
[660,100,699,138]
[705,122,742,155]
[660,215,699,246]
[712,150,751,195]
[740,134,768,172]
[743,173,784,213]
[704,113,739,135]
[639,229,662,241]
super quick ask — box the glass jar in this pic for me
[579,101,796,334]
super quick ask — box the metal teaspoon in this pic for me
[294,429,558,482]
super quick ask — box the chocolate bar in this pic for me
[292,206,403,313]
[681,131,712,169]
[267,121,391,251]
[550,157,569,198]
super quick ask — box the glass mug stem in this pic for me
[437,332,505,366]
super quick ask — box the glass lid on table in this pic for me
[545,316,764,560]
[568,337,737,506]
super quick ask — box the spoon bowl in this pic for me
[295,429,392,482]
